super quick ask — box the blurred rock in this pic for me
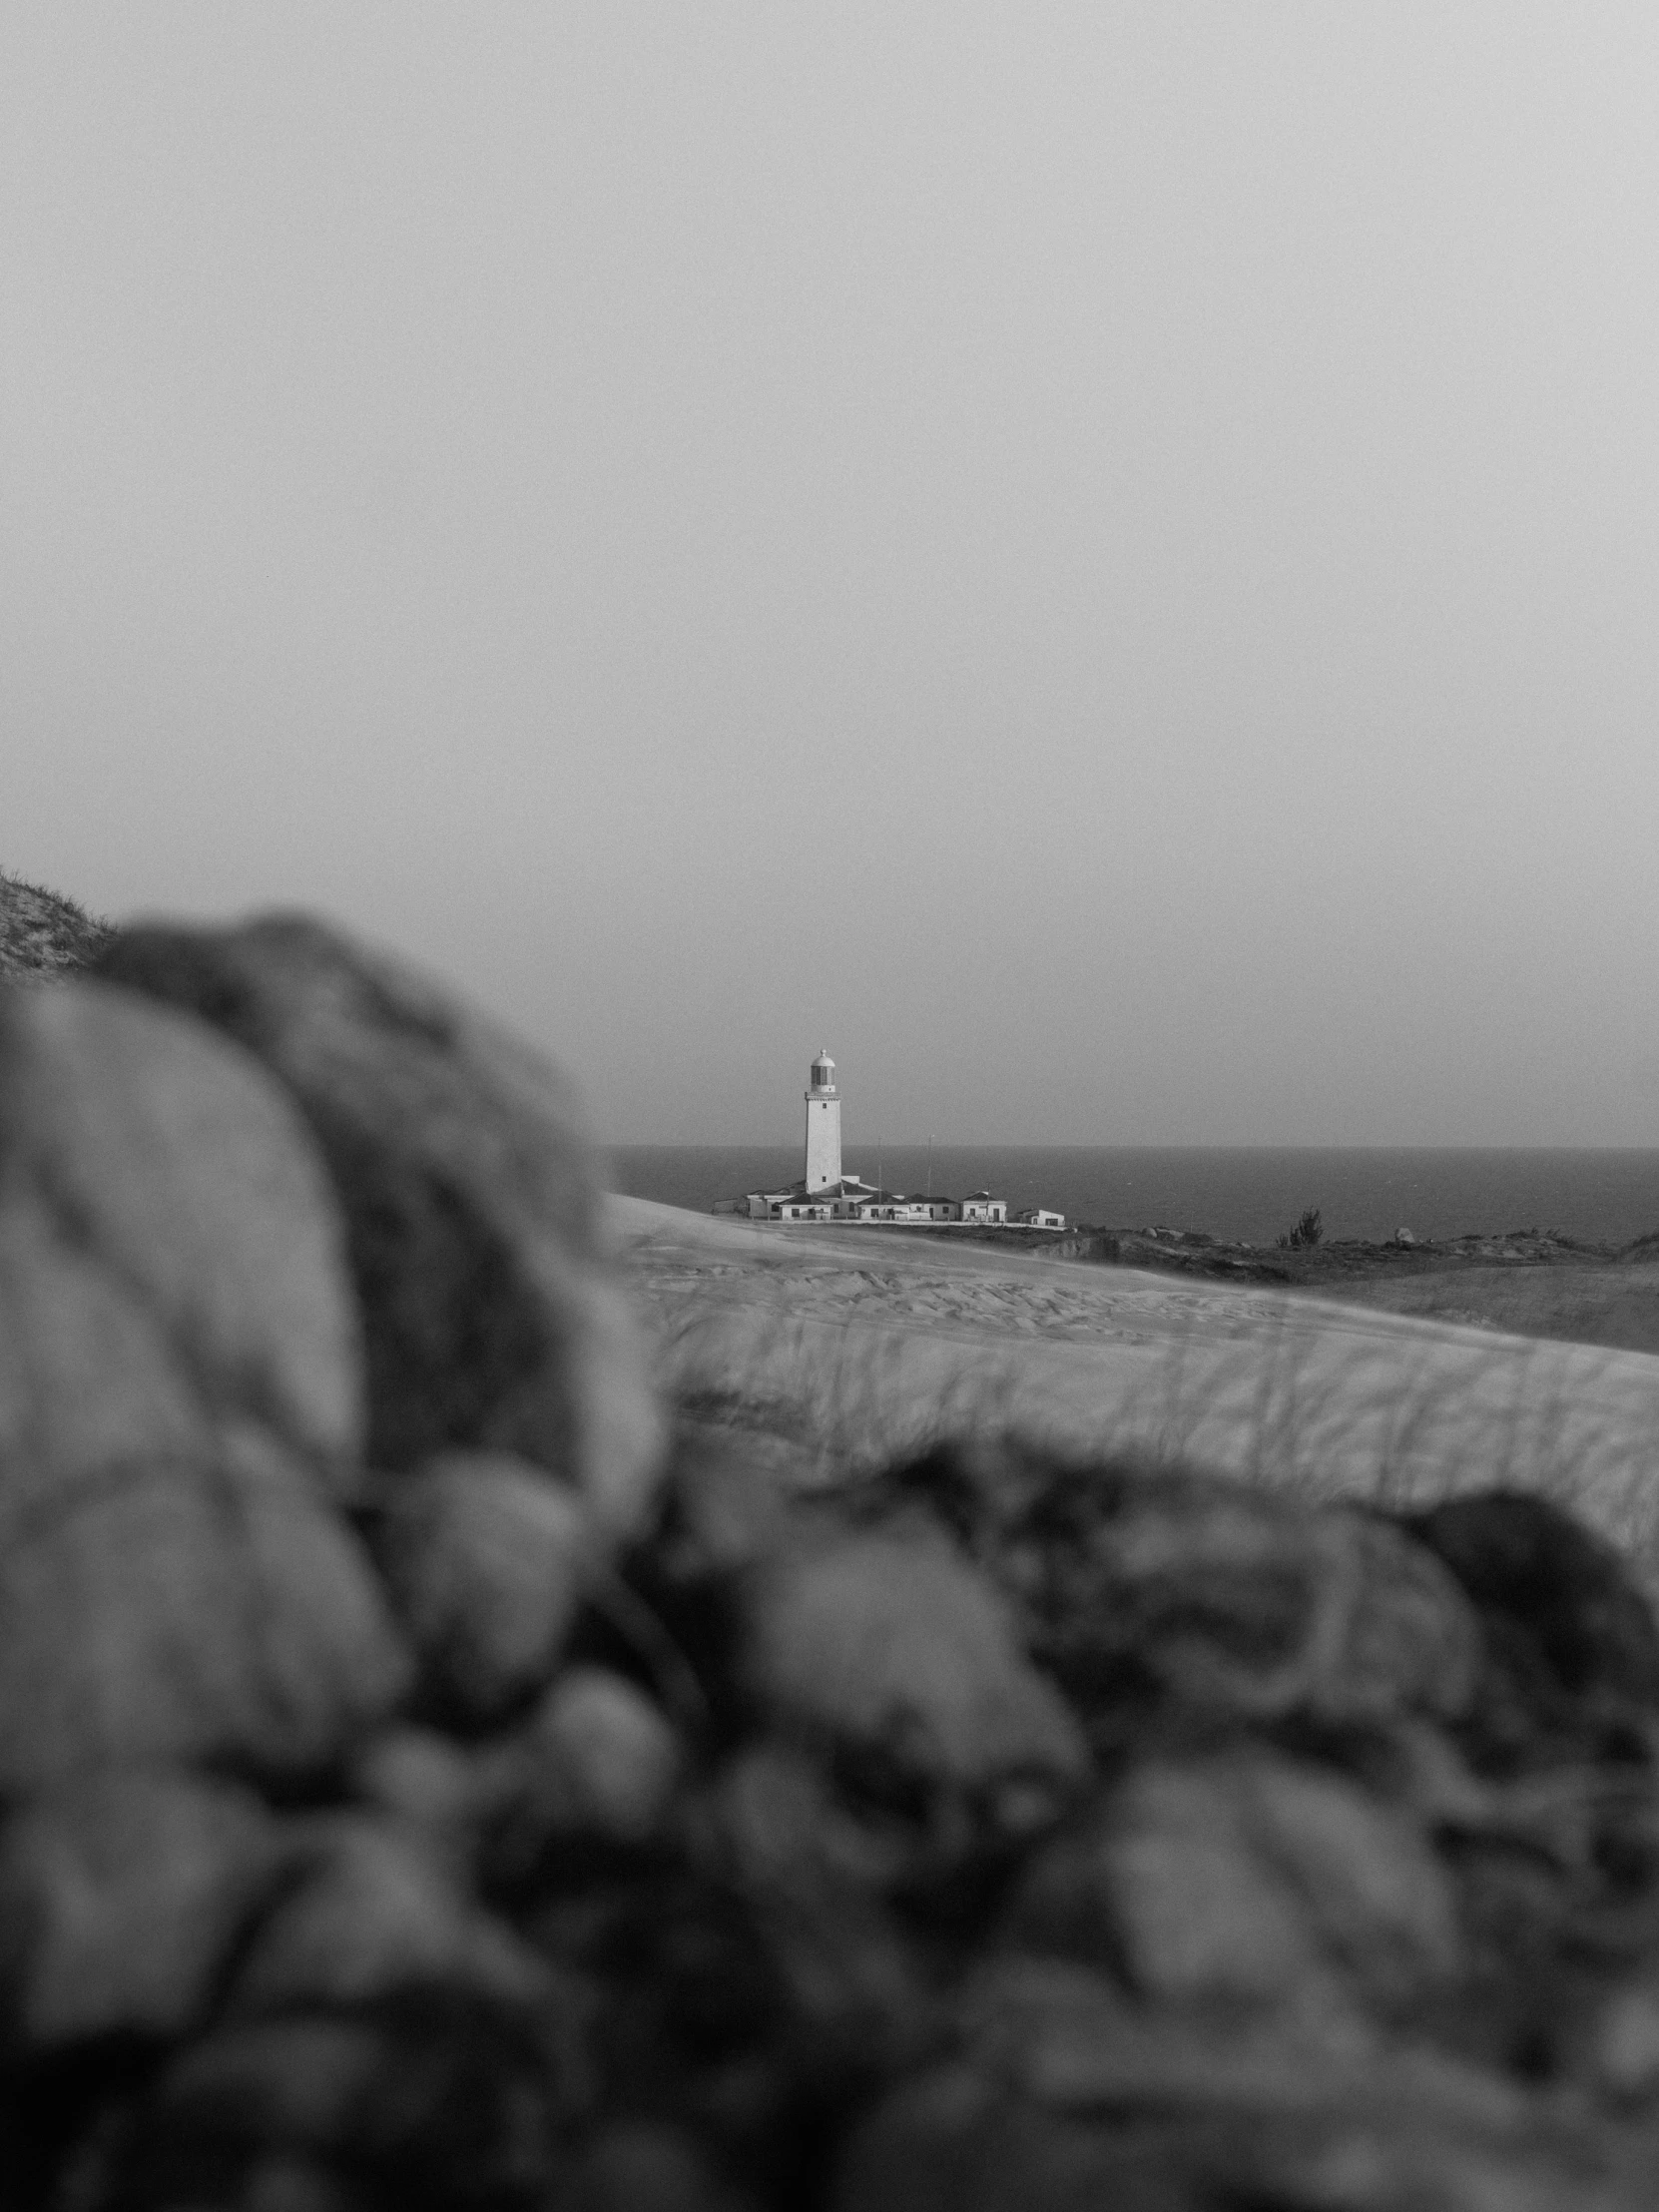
[745,1532,1088,1802]
[1594,1974,1659,2101]
[535,1669,683,1843]
[0,978,362,1483]
[0,1429,408,1793]
[861,1446,1483,1747]
[1406,1490,1659,1772]
[1427,1757,1659,2080]
[703,1745,935,2073]
[102,1992,563,2212]
[230,1813,545,2014]
[349,1726,485,1880]
[6,900,1656,2204]
[0,1770,277,2049]
[96,915,666,1532]
[481,1667,682,1893]
[647,1420,801,1583]
[0,1186,209,1487]
[371,1451,589,1726]
[834,1958,1637,2211]
[572,2120,751,2212]
[1005,1751,1460,2039]
[831,2056,1632,2212]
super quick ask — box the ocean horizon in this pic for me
[608,1145,1659,1251]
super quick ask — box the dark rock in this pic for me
[370,1451,589,1726]
[99,1991,564,2211]
[479,1667,683,1895]
[1003,1750,1460,2039]
[831,2064,1630,2212]
[0,1428,408,1793]
[526,1863,810,2185]
[0,978,363,1484]
[571,2119,752,2212]
[1593,1972,1659,2101]
[1405,1491,1659,1771]
[702,1745,936,2060]
[228,1813,545,2015]
[95,915,665,1532]
[601,1421,804,1758]
[1425,1758,1659,2081]
[859,1445,1483,1750]
[833,1959,1637,2211]
[348,1727,486,1882]
[744,1530,1088,1803]
[648,1420,800,1583]
[0,1770,278,2050]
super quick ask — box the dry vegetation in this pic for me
[1035,1224,1659,1364]
[1308,1260,1659,1360]
[0,865,116,984]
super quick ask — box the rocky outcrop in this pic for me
[6,913,1659,2205]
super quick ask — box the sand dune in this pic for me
[611,1197,1659,1564]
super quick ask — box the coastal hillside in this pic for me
[0,864,115,983]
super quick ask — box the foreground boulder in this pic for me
[0,1431,408,1792]
[96,915,665,1533]
[370,1451,590,1728]
[0,979,363,1486]
[0,981,406,1795]
[5,908,1659,2203]
[0,1771,277,2051]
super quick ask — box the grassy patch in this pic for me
[0,865,116,984]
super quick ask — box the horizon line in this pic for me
[603,1138,1659,1154]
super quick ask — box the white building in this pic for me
[850,1192,958,1224]
[959,1189,1008,1223]
[752,1177,878,1223]
[723,1055,1038,1228]
[1016,1207,1066,1230]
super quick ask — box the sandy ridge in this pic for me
[610,1196,1659,1563]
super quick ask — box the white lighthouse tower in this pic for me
[804,1049,841,1191]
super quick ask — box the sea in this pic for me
[607,1146,1659,1251]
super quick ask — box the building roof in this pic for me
[745,1176,876,1201]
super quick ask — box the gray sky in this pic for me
[6,6,1658,1147]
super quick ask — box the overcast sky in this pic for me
[6,7,1657,1147]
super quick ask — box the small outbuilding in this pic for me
[959,1190,1008,1223]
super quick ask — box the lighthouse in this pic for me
[804,1049,841,1191]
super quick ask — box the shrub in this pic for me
[1277,1207,1324,1251]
